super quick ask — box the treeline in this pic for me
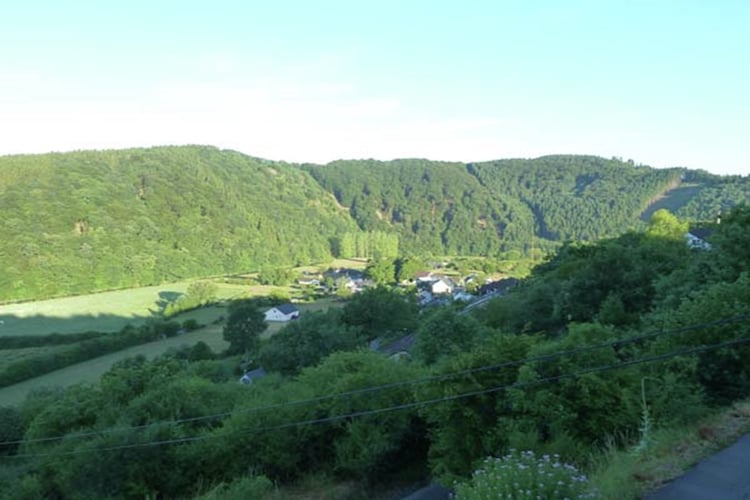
[2,147,748,302]
[338,230,399,259]
[305,158,536,256]
[3,206,749,499]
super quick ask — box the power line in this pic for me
[2,313,748,448]
[5,334,750,459]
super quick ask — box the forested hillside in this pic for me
[0,146,357,301]
[675,169,750,221]
[1,146,747,302]
[306,156,749,255]
[468,156,683,241]
[304,159,536,256]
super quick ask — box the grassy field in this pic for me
[0,257,364,338]
[0,296,344,406]
[0,324,229,407]
[0,281,289,337]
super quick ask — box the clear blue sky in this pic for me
[1,0,748,175]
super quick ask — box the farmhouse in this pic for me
[264,303,300,322]
[685,227,713,250]
[430,278,454,295]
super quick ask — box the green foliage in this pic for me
[339,230,399,259]
[259,309,364,375]
[293,351,425,480]
[646,209,689,240]
[187,341,215,361]
[258,266,295,286]
[223,300,267,356]
[164,280,219,317]
[454,450,599,500]
[187,280,218,304]
[507,323,640,446]
[647,273,750,404]
[419,333,534,480]
[395,256,424,282]
[0,406,22,455]
[0,146,357,301]
[0,322,180,387]
[365,258,397,284]
[676,173,750,221]
[414,308,488,365]
[482,231,689,334]
[2,148,746,303]
[340,286,418,341]
[708,204,750,281]
[8,205,750,498]
[469,156,683,242]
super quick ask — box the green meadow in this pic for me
[0,323,228,406]
[0,281,287,337]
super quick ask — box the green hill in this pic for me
[0,146,357,301]
[1,146,748,302]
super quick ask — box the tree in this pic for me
[223,301,267,356]
[415,308,487,364]
[341,286,418,341]
[0,406,22,455]
[259,310,364,375]
[395,256,424,283]
[646,209,689,240]
[365,258,396,284]
[187,280,218,305]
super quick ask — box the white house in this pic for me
[431,278,453,295]
[264,303,300,322]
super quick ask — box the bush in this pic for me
[182,319,200,331]
[454,450,599,499]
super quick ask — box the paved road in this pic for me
[647,432,750,499]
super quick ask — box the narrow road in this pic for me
[646,432,750,499]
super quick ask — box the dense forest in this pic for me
[0,147,357,301]
[1,206,748,499]
[1,146,748,301]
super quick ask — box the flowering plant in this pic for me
[454,449,599,499]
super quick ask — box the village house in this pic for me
[264,303,300,322]
[685,227,713,250]
[430,278,454,295]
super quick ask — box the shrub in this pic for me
[182,319,200,331]
[454,450,599,499]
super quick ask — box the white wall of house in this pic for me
[431,280,453,294]
[264,307,298,322]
